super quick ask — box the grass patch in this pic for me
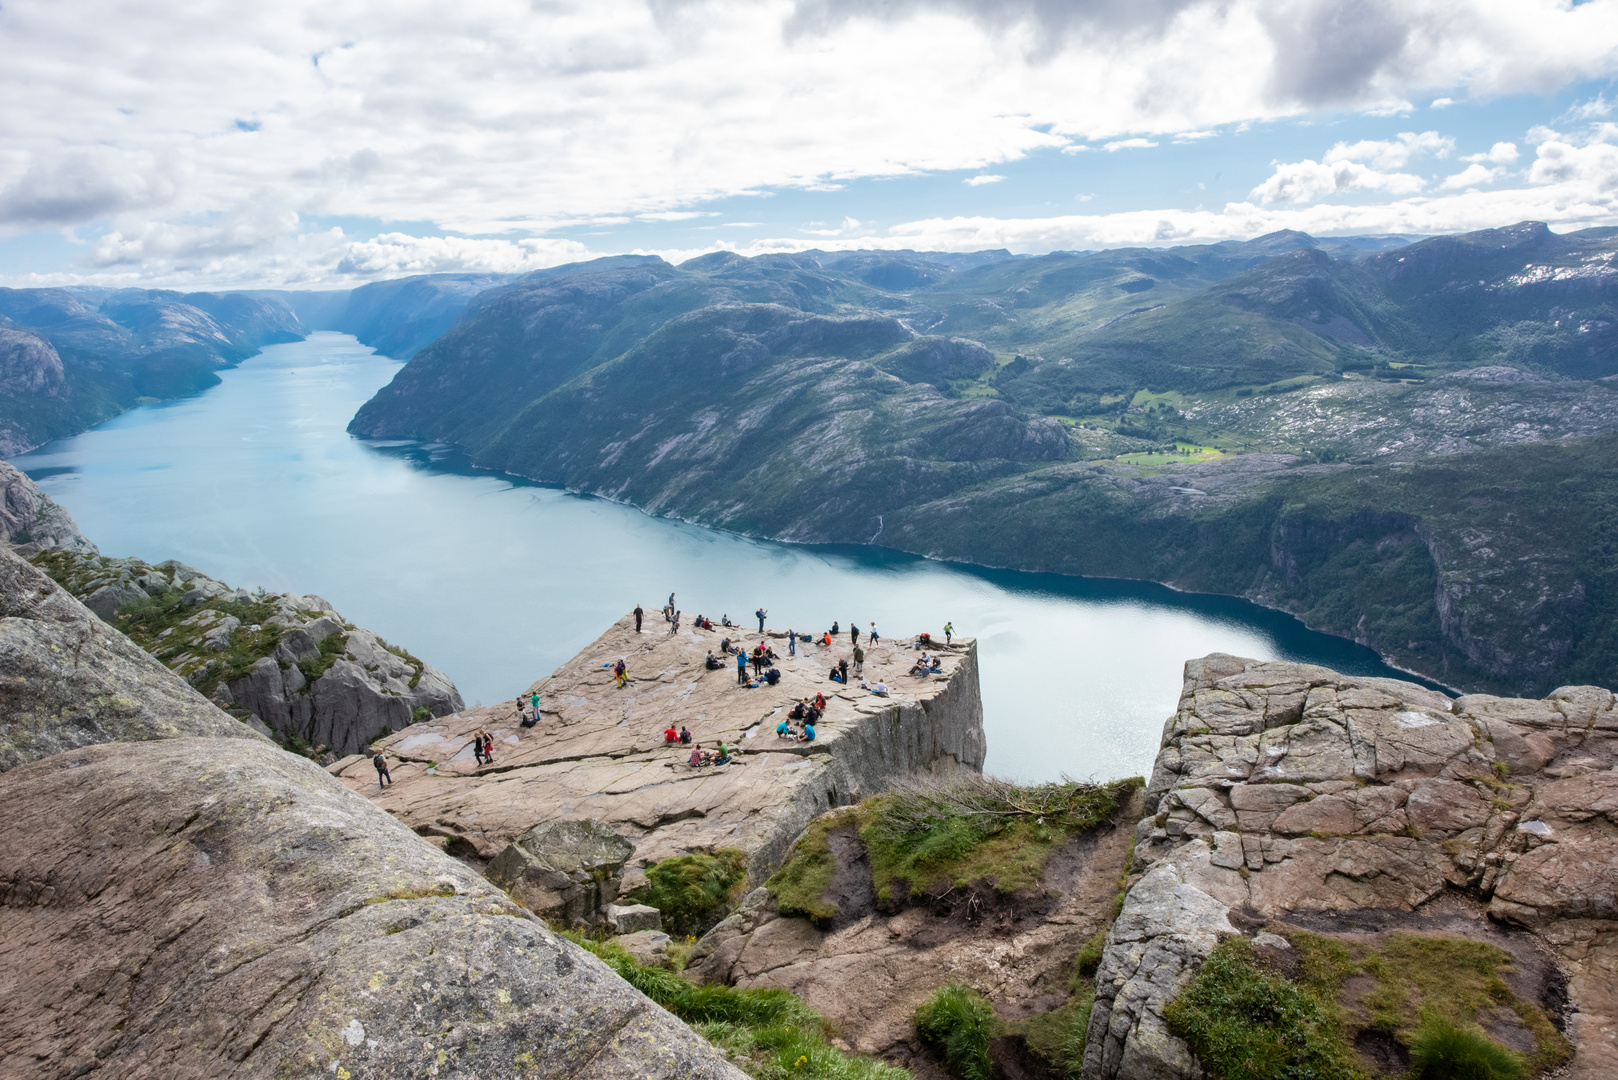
[914,983,996,1080]
[299,630,349,683]
[862,775,1141,904]
[768,808,856,925]
[1409,1016,1525,1080]
[1165,937,1361,1080]
[628,850,748,938]
[1166,931,1569,1080]
[569,933,908,1079]
[767,777,1140,920]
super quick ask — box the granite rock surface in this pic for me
[0,736,748,1080]
[0,460,96,553]
[0,546,259,772]
[1084,654,1618,1080]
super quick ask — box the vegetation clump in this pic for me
[768,776,1140,922]
[569,933,908,1080]
[1165,931,1568,1080]
[628,849,748,938]
[913,983,996,1080]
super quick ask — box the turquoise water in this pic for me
[12,333,1437,782]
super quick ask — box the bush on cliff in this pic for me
[629,849,748,938]
[913,983,996,1080]
[572,934,909,1080]
[1409,1017,1524,1080]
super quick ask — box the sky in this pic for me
[2,0,1618,289]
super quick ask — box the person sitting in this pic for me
[789,701,806,720]
[721,615,732,627]
[776,718,792,737]
[664,724,679,744]
[804,704,822,725]
[831,621,840,636]
[714,740,732,765]
[928,657,943,673]
[705,651,723,670]
[813,692,828,711]
[689,743,705,767]
[821,632,832,647]
[864,681,889,696]
[829,665,842,683]
[909,657,928,677]
[801,722,816,742]
[918,632,933,647]
[720,636,732,655]
[765,667,781,685]
[763,645,778,661]
[679,726,693,744]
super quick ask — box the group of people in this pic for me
[774,693,825,742]
[909,653,943,677]
[688,740,733,767]
[471,729,497,765]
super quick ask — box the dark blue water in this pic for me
[11,333,1439,782]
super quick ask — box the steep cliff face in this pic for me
[0,461,97,554]
[31,549,463,757]
[0,545,746,1080]
[336,615,985,895]
[1085,654,1618,1080]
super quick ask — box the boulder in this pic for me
[617,930,674,968]
[0,547,259,772]
[83,580,148,620]
[0,736,744,1080]
[486,819,636,926]
[606,903,664,934]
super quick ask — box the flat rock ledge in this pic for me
[339,617,986,892]
[1084,653,1618,1080]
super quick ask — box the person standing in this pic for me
[943,621,953,646]
[373,751,392,788]
[870,622,880,645]
[839,657,849,683]
[482,732,494,765]
[851,623,859,646]
[472,732,487,766]
[530,690,540,719]
[671,610,681,633]
[788,630,796,657]
[853,643,865,675]
[756,607,767,632]
[634,604,644,632]
[737,651,749,685]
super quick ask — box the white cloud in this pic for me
[1439,163,1499,189]
[964,174,1005,185]
[1324,130,1452,169]
[1174,130,1217,143]
[4,0,1618,285]
[1431,97,1455,108]
[1104,138,1159,152]
[1562,94,1614,122]
[1251,158,1426,203]
[1463,141,1520,165]
[334,233,593,276]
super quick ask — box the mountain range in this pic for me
[6,222,1618,696]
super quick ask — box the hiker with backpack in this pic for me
[373,751,392,788]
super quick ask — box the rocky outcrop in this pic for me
[0,461,96,553]
[0,539,745,1080]
[338,616,985,895]
[31,549,462,756]
[0,546,259,772]
[1084,654,1618,1080]
[486,819,636,927]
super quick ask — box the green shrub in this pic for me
[1163,937,1359,1080]
[1408,1016,1525,1080]
[629,850,748,938]
[570,934,907,1079]
[913,983,996,1080]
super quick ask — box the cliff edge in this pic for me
[336,616,986,893]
